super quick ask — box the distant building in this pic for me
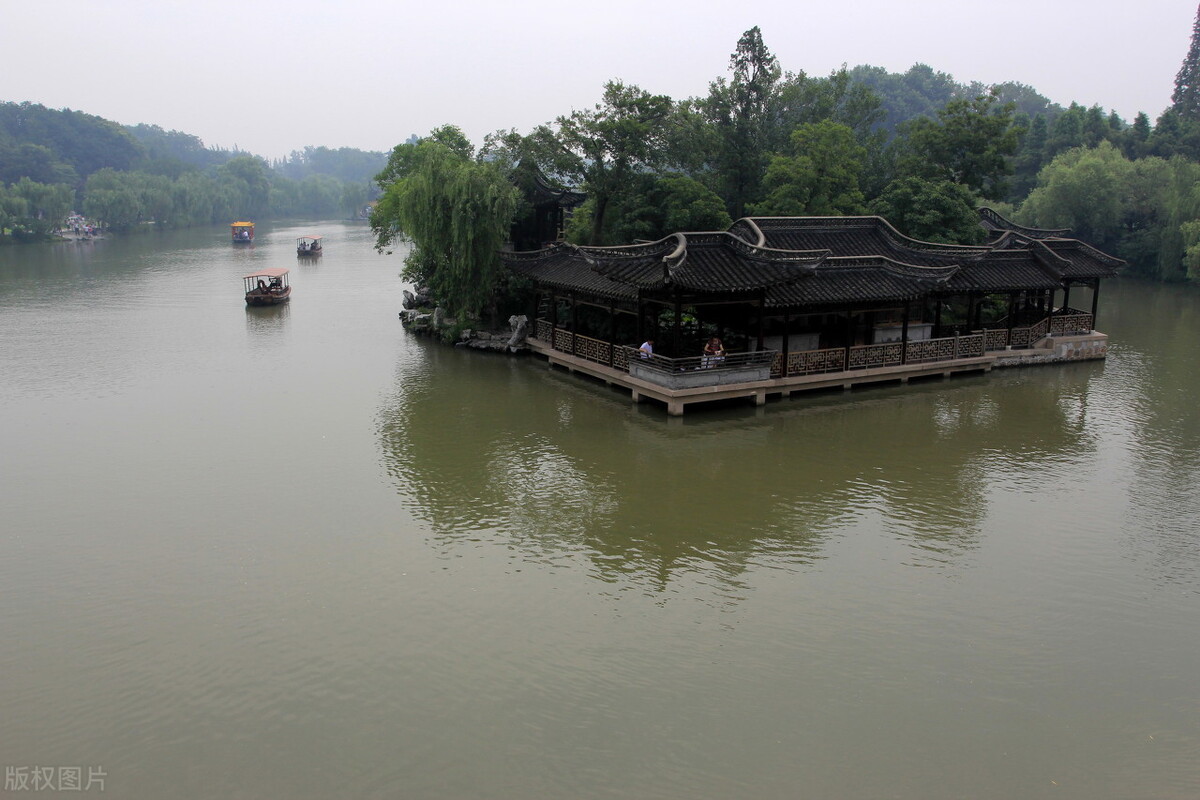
[508,162,586,252]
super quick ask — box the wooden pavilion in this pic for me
[500,209,1123,415]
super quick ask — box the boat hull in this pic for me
[245,288,292,306]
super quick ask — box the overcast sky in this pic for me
[4,0,1193,161]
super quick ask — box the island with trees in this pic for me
[373,15,1200,348]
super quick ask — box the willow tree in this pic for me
[372,136,518,321]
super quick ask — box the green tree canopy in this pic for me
[1172,3,1200,120]
[372,135,518,319]
[897,92,1020,200]
[531,81,673,245]
[565,173,731,244]
[749,120,867,216]
[11,177,72,237]
[868,176,984,244]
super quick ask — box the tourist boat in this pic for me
[231,221,255,244]
[296,235,323,256]
[243,267,291,306]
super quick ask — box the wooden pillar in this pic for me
[1091,280,1101,328]
[843,307,853,366]
[934,296,943,338]
[550,292,559,328]
[781,311,790,375]
[570,292,578,336]
[673,296,682,358]
[1007,292,1017,343]
[608,301,617,366]
[1062,282,1072,313]
[756,293,766,352]
[900,302,910,365]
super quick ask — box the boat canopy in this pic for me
[243,267,290,280]
[297,235,322,242]
[232,221,255,228]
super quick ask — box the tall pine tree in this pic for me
[1172,4,1200,119]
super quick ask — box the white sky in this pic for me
[3,0,1193,161]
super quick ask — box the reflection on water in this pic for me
[1098,282,1200,591]
[378,339,1103,594]
[244,302,291,336]
[5,227,1200,800]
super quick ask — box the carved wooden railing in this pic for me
[984,328,1010,352]
[848,342,904,370]
[571,332,612,366]
[1049,312,1094,336]
[613,345,631,371]
[552,327,574,353]
[770,335,984,377]
[631,350,777,375]
[981,310,1098,351]
[779,347,848,377]
[904,333,985,363]
[533,321,992,381]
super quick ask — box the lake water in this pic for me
[2,222,1198,799]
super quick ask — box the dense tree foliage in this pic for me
[0,102,141,184]
[868,177,984,244]
[10,18,1200,285]
[0,102,381,241]
[749,120,867,216]
[1172,4,1200,120]
[371,131,518,320]
[529,81,673,245]
[894,92,1020,201]
[273,145,387,184]
[563,173,731,244]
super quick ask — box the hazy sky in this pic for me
[4,0,1193,161]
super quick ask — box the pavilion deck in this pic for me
[527,329,990,416]
[526,309,1099,416]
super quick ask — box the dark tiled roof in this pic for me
[946,250,1062,292]
[739,216,991,267]
[501,244,636,300]
[1036,239,1125,279]
[579,232,828,292]
[501,214,1123,306]
[767,257,958,307]
[517,161,587,207]
[978,207,1070,239]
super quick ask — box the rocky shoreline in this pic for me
[399,287,529,353]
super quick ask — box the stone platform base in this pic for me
[992,332,1108,368]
